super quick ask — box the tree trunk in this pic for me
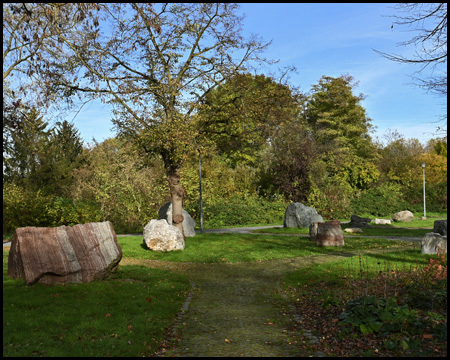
[166,166,185,238]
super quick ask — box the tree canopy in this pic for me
[27,3,270,235]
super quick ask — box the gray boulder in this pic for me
[392,210,414,222]
[349,215,372,228]
[433,220,447,236]
[143,219,185,252]
[284,202,323,228]
[158,202,196,237]
[421,233,447,254]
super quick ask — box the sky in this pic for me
[69,3,446,146]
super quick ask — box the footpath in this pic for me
[122,244,417,357]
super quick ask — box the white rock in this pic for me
[392,210,414,222]
[344,228,363,233]
[375,218,391,225]
[143,219,185,252]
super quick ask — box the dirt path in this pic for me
[121,245,415,357]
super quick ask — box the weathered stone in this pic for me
[143,219,185,252]
[433,220,447,236]
[421,233,447,254]
[284,202,323,228]
[158,202,196,237]
[8,221,122,286]
[375,218,391,225]
[349,215,371,228]
[344,228,363,233]
[392,210,414,222]
[310,220,344,246]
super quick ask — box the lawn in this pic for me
[118,233,414,263]
[251,212,447,237]
[3,226,446,357]
[3,252,190,357]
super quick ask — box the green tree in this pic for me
[196,72,302,167]
[3,108,49,187]
[72,138,169,233]
[37,120,84,196]
[35,3,270,236]
[378,129,425,187]
[258,119,317,202]
[305,75,380,191]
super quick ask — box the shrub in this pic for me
[3,183,104,233]
[350,182,409,217]
[3,183,52,232]
[188,195,286,228]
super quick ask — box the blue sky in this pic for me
[71,3,445,146]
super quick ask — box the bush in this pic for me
[307,179,354,220]
[46,197,103,227]
[350,183,409,217]
[187,195,286,228]
[3,183,52,232]
[3,183,104,233]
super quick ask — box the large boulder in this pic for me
[349,215,372,228]
[8,221,122,286]
[392,210,414,222]
[158,202,196,237]
[421,233,447,254]
[143,219,185,252]
[433,220,447,236]
[310,220,344,247]
[284,202,323,228]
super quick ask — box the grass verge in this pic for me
[119,233,414,263]
[3,252,190,357]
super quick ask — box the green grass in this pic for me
[251,226,428,237]
[119,233,413,263]
[283,248,434,288]
[3,252,190,357]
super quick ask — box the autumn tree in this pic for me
[35,3,269,236]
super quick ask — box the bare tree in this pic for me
[35,3,270,236]
[374,3,447,132]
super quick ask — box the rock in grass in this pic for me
[421,233,447,254]
[284,202,323,228]
[433,220,447,236]
[375,218,391,225]
[392,210,414,222]
[8,221,122,285]
[310,220,344,246]
[349,215,372,228]
[344,228,363,233]
[143,219,185,252]
[158,202,196,237]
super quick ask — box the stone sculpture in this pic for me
[8,221,122,285]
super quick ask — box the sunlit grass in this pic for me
[118,233,413,263]
[3,252,190,357]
